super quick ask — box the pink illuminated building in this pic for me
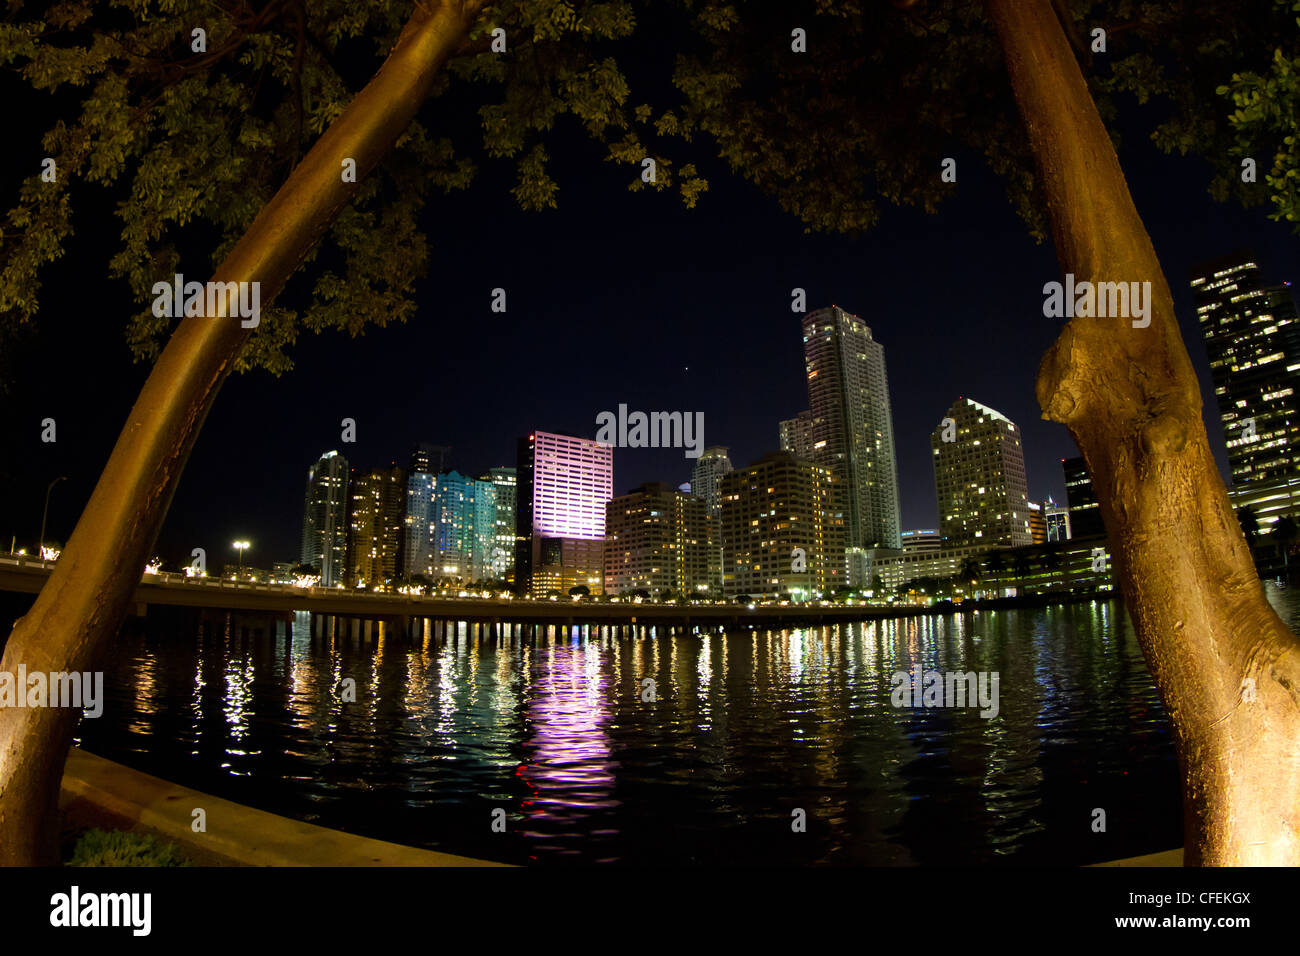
[515,431,614,595]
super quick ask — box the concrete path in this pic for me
[59,747,507,867]
[1090,848,1183,866]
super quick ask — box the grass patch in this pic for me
[67,828,192,867]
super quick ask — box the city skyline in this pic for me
[282,390,1114,597]
[178,257,1300,576]
[0,0,1296,879]
[5,115,1296,572]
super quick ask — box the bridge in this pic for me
[0,554,927,640]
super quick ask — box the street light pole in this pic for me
[232,540,250,578]
[39,476,67,557]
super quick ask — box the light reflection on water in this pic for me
[72,584,1299,865]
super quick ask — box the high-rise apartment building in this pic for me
[431,470,497,582]
[301,451,350,587]
[778,410,815,460]
[1063,456,1105,538]
[718,451,846,598]
[346,465,406,590]
[402,444,442,579]
[403,470,436,578]
[930,398,1033,548]
[604,483,718,596]
[801,306,902,563]
[515,431,614,595]
[484,466,517,583]
[689,446,734,517]
[1191,253,1300,529]
[410,442,451,475]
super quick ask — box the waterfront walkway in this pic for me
[60,748,505,866]
[2,554,1108,631]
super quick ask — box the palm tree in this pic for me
[1275,515,1298,574]
[1041,544,1065,590]
[1237,505,1262,571]
[1011,550,1034,581]
[1238,504,1261,542]
[985,551,1007,594]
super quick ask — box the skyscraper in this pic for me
[930,398,1033,548]
[718,451,846,598]
[778,410,814,460]
[484,466,517,583]
[689,446,733,517]
[1190,253,1300,529]
[515,431,614,595]
[347,465,406,590]
[403,444,440,579]
[301,451,350,587]
[431,470,497,582]
[801,306,902,566]
[604,482,717,596]
[410,442,451,475]
[1063,456,1105,538]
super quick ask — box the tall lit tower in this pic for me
[604,482,715,596]
[346,465,406,590]
[515,431,614,594]
[689,446,733,517]
[930,398,1032,548]
[1062,456,1104,539]
[301,451,350,587]
[801,306,902,567]
[403,444,440,578]
[410,442,451,474]
[1190,252,1300,529]
[718,452,846,598]
[484,466,517,582]
[779,410,815,460]
[431,470,496,581]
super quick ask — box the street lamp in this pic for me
[232,540,250,577]
[39,476,67,558]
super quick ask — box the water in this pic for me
[72,584,1300,865]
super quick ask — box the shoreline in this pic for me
[59,747,507,867]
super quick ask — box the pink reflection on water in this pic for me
[515,640,620,855]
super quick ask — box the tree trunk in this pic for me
[986,0,1300,864]
[0,0,482,865]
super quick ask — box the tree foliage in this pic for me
[1216,0,1300,230]
[663,0,1045,238]
[0,0,696,373]
[659,0,1295,240]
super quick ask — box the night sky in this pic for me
[2,54,1296,570]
